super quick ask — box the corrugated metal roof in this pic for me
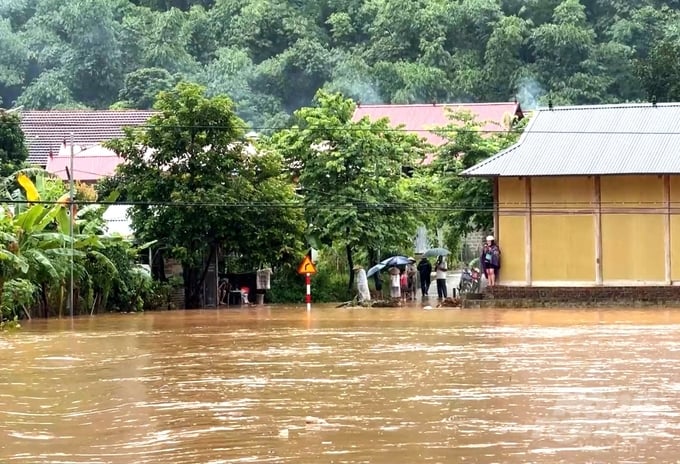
[461,103,680,177]
[20,110,156,166]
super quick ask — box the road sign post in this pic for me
[297,255,317,312]
[305,273,311,312]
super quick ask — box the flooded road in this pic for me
[2,307,680,463]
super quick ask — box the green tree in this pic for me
[635,38,680,101]
[529,0,596,100]
[117,67,177,109]
[16,70,83,109]
[200,47,288,131]
[0,18,28,104]
[431,111,524,246]
[108,82,303,308]
[271,90,425,287]
[0,111,28,177]
[483,15,531,100]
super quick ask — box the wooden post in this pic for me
[664,175,672,284]
[525,177,532,285]
[493,177,499,241]
[594,176,603,285]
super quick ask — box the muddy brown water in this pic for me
[2,306,680,463]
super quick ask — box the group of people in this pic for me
[416,255,450,299]
[352,235,502,303]
[388,263,417,301]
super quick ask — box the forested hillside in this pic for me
[1,0,678,130]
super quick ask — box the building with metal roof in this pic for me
[462,103,680,177]
[461,102,680,288]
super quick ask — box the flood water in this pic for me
[3,306,680,463]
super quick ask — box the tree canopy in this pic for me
[1,0,679,127]
[107,82,303,308]
[271,91,426,286]
[0,111,28,177]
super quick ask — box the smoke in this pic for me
[327,75,382,104]
[516,77,546,110]
[326,54,383,104]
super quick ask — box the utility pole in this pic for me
[69,133,75,318]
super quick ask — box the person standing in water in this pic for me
[481,235,501,287]
[435,256,448,299]
[353,265,371,302]
[417,257,432,298]
[389,266,401,300]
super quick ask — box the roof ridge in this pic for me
[461,111,541,176]
[357,102,518,108]
[535,103,680,112]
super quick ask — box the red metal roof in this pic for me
[20,110,156,166]
[352,102,524,164]
[45,145,123,182]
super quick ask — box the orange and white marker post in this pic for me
[305,273,312,312]
[297,255,317,312]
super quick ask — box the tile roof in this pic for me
[20,110,156,166]
[352,102,524,146]
[461,103,680,177]
[45,145,123,182]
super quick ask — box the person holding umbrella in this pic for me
[417,257,432,298]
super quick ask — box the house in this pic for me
[19,110,156,167]
[352,101,524,164]
[353,101,524,258]
[461,102,680,288]
[46,144,122,183]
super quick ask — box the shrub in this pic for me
[268,267,351,304]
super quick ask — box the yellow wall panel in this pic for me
[669,176,680,281]
[672,216,680,281]
[531,215,595,282]
[498,215,525,283]
[602,214,664,281]
[498,177,525,213]
[670,175,680,210]
[601,175,663,210]
[531,177,593,212]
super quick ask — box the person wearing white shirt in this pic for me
[435,256,448,299]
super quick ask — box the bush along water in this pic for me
[268,267,351,304]
[0,172,177,319]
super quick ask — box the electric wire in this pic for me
[3,198,680,212]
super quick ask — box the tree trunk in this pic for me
[184,243,217,309]
[346,244,354,291]
[184,266,201,309]
[152,249,167,282]
[40,284,48,318]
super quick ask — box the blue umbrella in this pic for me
[366,263,385,278]
[380,255,412,267]
[366,256,413,278]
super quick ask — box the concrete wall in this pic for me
[496,174,680,286]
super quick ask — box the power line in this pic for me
[5,198,680,211]
[10,119,680,136]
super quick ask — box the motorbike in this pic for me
[458,259,482,294]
